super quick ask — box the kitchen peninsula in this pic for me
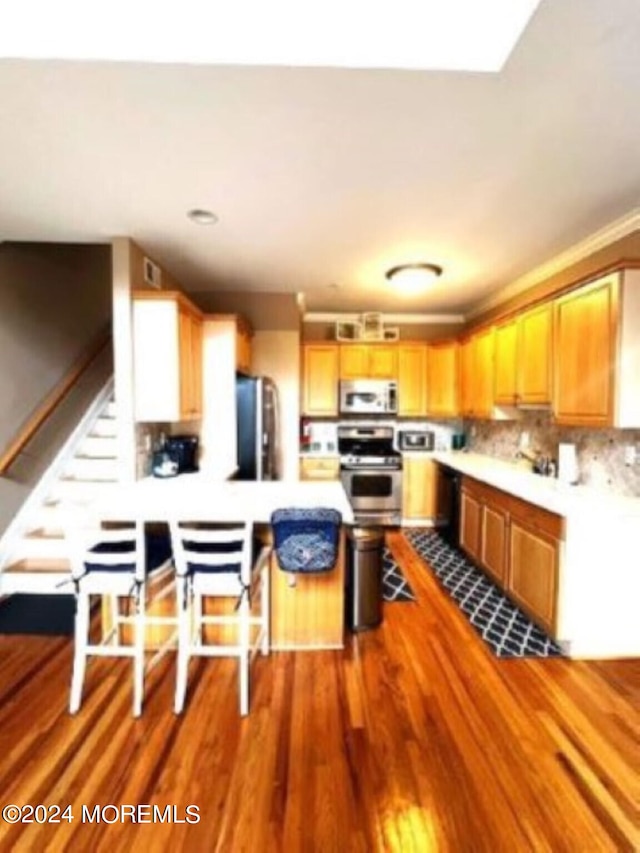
[92,476,354,650]
[433,451,640,659]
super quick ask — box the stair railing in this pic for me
[0,329,112,477]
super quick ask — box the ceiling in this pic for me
[0,0,639,315]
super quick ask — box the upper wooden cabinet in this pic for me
[459,331,494,418]
[494,320,518,405]
[132,291,203,422]
[518,303,553,405]
[397,344,427,416]
[302,344,339,416]
[472,328,495,418]
[426,341,459,417]
[339,344,398,380]
[553,274,616,426]
[235,316,253,375]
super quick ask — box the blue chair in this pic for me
[270,508,342,574]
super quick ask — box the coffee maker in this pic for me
[152,434,199,477]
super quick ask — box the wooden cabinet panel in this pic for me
[402,457,438,520]
[518,303,553,405]
[302,345,339,416]
[339,344,397,380]
[427,341,459,417]
[460,488,482,562]
[553,277,617,426]
[494,320,518,405]
[481,502,508,585]
[459,338,475,417]
[473,328,495,418]
[398,345,427,416]
[339,345,369,379]
[236,323,252,375]
[299,456,340,481]
[508,521,558,634]
[368,345,398,379]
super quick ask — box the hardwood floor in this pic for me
[0,530,638,851]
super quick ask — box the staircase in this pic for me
[0,381,120,595]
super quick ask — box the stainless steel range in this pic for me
[338,425,402,526]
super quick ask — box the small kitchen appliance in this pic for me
[398,430,435,451]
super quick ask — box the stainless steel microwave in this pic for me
[339,380,398,415]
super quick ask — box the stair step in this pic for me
[11,534,69,561]
[78,436,118,459]
[49,479,119,501]
[91,417,118,438]
[104,401,117,419]
[4,558,71,573]
[65,457,119,481]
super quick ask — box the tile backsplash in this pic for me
[466,412,640,496]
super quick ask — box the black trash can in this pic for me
[345,527,384,632]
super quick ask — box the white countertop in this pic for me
[91,475,354,524]
[432,451,640,519]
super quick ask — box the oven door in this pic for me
[340,466,402,523]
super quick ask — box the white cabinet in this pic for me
[132,291,203,422]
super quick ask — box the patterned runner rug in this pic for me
[405,530,563,658]
[382,547,416,602]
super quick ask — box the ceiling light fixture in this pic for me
[386,263,443,294]
[187,208,218,225]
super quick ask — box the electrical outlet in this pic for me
[624,445,636,466]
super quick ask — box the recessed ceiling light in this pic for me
[187,208,218,225]
[386,263,443,294]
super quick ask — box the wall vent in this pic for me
[143,257,162,289]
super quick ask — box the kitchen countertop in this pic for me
[433,451,640,519]
[91,475,354,524]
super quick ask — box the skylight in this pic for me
[1,0,541,72]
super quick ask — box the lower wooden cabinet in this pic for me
[508,520,558,634]
[299,456,340,481]
[480,501,508,586]
[402,457,439,521]
[460,486,482,562]
[458,475,561,636]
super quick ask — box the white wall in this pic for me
[251,331,300,481]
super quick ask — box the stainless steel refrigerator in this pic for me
[236,375,279,480]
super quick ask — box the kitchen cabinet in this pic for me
[299,456,340,481]
[508,519,558,634]
[339,344,398,380]
[458,474,562,636]
[460,481,482,563]
[426,341,459,417]
[235,316,253,375]
[518,303,553,405]
[473,328,495,418]
[132,290,203,422]
[459,337,475,417]
[302,344,339,416]
[397,344,427,416]
[459,330,494,418]
[480,498,508,586]
[402,456,438,521]
[494,319,518,405]
[553,269,640,427]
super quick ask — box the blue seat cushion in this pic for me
[83,532,174,574]
[271,508,341,573]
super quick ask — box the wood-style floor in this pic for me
[0,530,638,851]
